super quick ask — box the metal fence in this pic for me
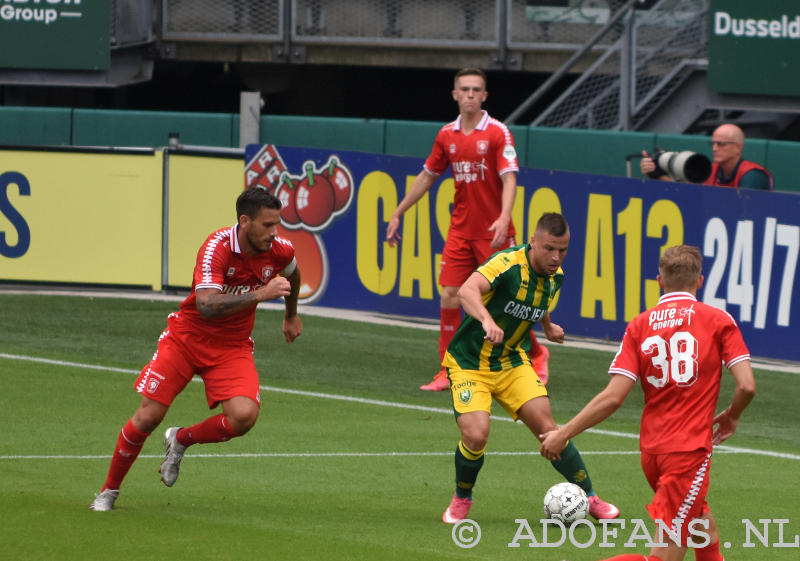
[531,0,707,129]
[291,0,500,47]
[161,0,650,49]
[162,0,285,41]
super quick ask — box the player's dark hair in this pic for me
[236,186,281,220]
[455,67,487,88]
[535,213,569,237]
[659,245,702,289]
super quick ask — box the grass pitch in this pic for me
[0,294,798,561]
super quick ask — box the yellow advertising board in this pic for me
[0,149,163,289]
[166,154,244,288]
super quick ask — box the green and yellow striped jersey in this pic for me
[443,244,563,372]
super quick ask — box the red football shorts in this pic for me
[641,450,712,545]
[134,325,261,410]
[439,234,517,287]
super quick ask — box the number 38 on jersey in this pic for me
[641,332,698,389]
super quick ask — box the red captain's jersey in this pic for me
[175,225,296,342]
[424,111,518,241]
[609,292,749,455]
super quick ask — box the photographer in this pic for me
[641,124,773,190]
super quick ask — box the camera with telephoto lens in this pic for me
[648,149,712,183]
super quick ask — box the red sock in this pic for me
[695,540,724,561]
[530,331,543,358]
[439,307,462,361]
[603,553,661,561]
[176,414,240,446]
[103,419,150,491]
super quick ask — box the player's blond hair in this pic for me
[659,245,702,290]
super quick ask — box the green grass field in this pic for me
[1,294,798,560]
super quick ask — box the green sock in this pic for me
[454,441,485,499]
[549,440,595,497]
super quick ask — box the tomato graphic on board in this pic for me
[275,173,301,227]
[244,145,355,305]
[295,163,335,228]
[325,157,354,212]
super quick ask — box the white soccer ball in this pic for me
[543,482,589,524]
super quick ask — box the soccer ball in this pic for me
[543,482,589,524]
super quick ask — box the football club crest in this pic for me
[261,267,274,282]
[459,388,473,405]
[477,140,488,155]
[146,378,160,395]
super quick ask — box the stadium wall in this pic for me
[1,106,797,191]
[2,144,799,363]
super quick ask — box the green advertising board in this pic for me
[708,0,800,97]
[0,0,109,71]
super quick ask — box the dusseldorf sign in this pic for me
[707,0,800,97]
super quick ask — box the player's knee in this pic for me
[227,408,259,435]
[132,398,168,433]
[461,428,489,452]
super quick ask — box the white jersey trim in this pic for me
[281,257,298,277]
[230,225,241,254]
[200,229,231,289]
[725,355,750,369]
[609,368,638,382]
[658,292,696,304]
[453,110,489,132]
[423,164,441,177]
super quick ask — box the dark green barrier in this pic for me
[766,140,800,193]
[72,109,235,148]
[1,107,797,191]
[0,107,71,146]
[384,120,444,158]
[260,115,385,153]
[527,128,655,178]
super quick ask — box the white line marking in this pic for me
[1,451,644,460]
[4,449,796,460]
[1,288,797,373]
[1,353,798,461]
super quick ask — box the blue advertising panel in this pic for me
[245,145,800,363]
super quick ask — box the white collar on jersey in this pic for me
[658,291,697,304]
[230,225,241,254]
[454,110,490,132]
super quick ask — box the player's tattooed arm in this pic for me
[195,279,291,319]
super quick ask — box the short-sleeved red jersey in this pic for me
[424,111,518,241]
[609,292,750,454]
[175,225,296,342]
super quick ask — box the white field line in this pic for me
[1,451,644,460]
[1,353,799,461]
[1,288,798,374]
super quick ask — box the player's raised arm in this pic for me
[457,271,503,344]
[539,375,636,461]
[488,172,516,249]
[195,278,292,320]
[282,266,303,343]
[386,170,437,247]
[712,360,756,445]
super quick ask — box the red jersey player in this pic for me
[386,67,552,392]
[90,187,303,511]
[539,245,756,561]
